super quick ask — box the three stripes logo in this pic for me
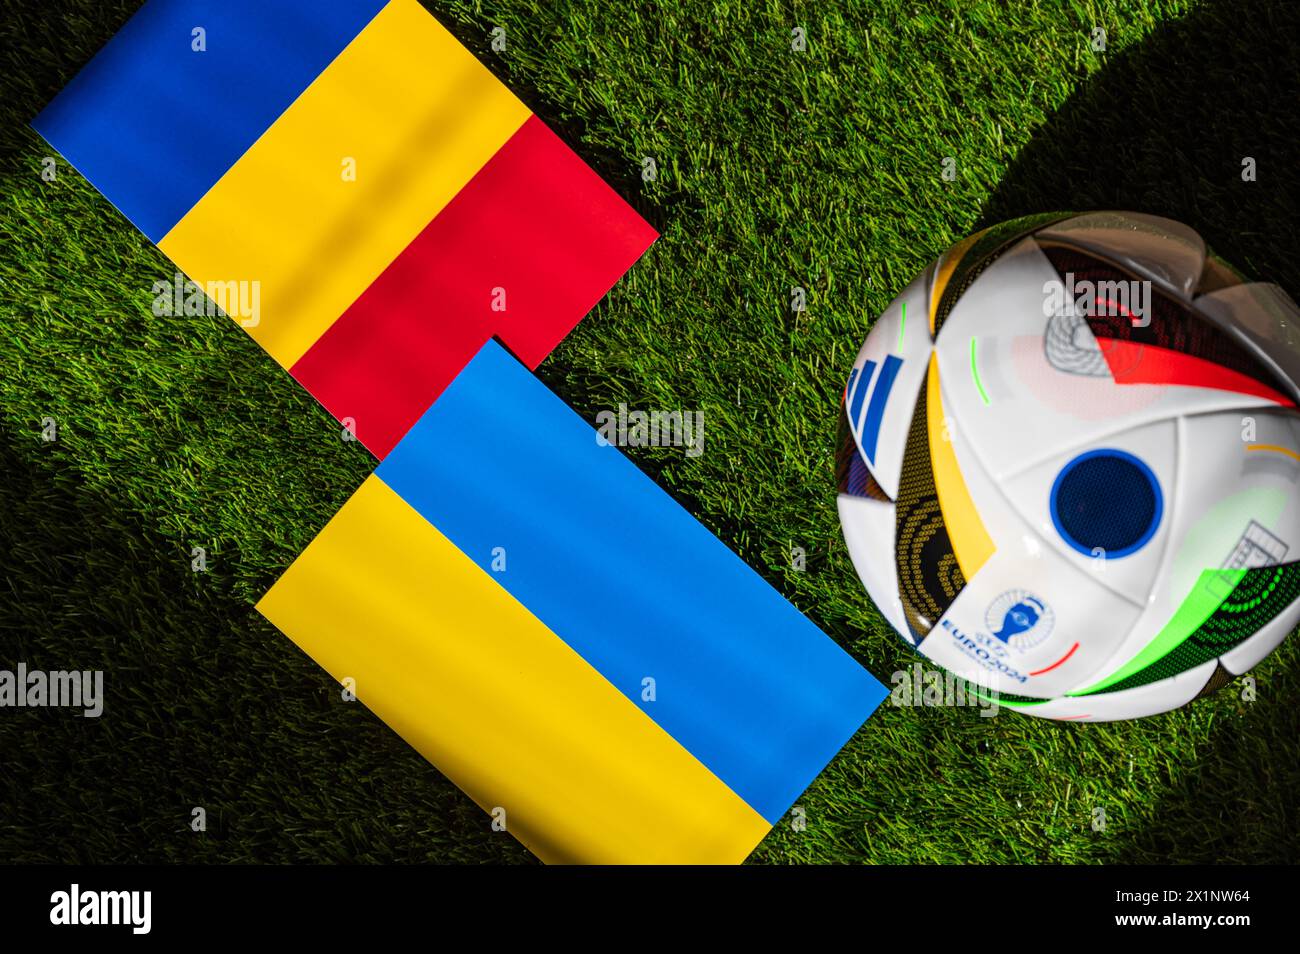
[845,354,904,464]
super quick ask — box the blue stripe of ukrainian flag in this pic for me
[260,341,885,863]
[377,341,885,825]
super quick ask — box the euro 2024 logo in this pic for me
[985,590,1055,652]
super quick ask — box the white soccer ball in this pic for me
[837,211,1300,720]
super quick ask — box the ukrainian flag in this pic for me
[258,342,885,864]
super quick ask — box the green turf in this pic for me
[2,0,1298,864]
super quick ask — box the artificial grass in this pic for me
[1,0,1297,864]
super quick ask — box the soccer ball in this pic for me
[836,211,1300,720]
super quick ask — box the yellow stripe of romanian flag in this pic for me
[159,0,531,367]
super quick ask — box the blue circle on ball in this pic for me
[1049,448,1163,559]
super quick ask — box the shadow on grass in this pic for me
[980,0,1299,296]
[981,0,1300,863]
[0,435,533,863]
[0,2,136,164]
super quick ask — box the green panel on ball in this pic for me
[1073,561,1300,696]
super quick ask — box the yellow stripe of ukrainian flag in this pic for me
[159,0,531,368]
[256,475,771,864]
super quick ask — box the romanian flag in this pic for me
[34,0,657,457]
[257,342,885,864]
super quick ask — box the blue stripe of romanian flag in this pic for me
[33,0,387,241]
